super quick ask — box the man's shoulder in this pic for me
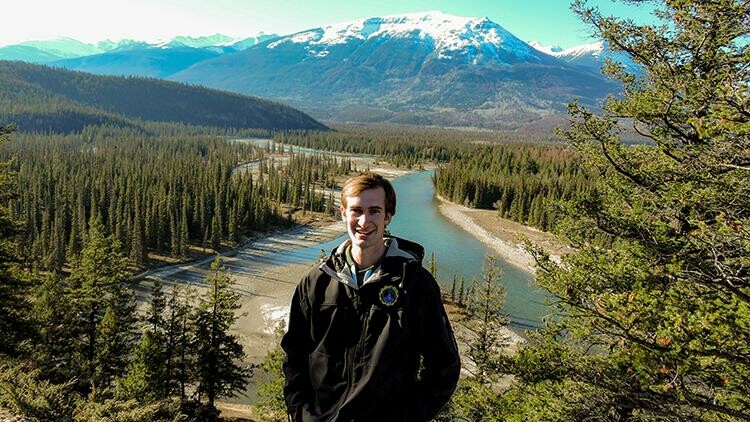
[385,236,425,262]
[299,261,329,287]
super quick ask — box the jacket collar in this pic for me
[320,237,422,290]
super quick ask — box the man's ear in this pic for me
[340,206,347,221]
[385,213,393,226]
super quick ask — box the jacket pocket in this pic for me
[308,350,346,414]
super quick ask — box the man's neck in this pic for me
[350,243,386,269]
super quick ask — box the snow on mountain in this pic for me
[527,40,563,56]
[528,38,642,74]
[171,34,236,48]
[4,33,271,61]
[557,41,604,59]
[230,33,279,50]
[267,11,543,64]
[95,39,146,52]
[17,37,106,58]
[171,11,616,130]
[529,40,603,59]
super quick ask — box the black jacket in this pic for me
[281,237,460,421]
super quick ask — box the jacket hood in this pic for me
[320,236,425,289]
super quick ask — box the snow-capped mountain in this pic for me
[31,33,278,78]
[527,41,563,56]
[265,11,548,65]
[170,34,237,49]
[0,34,276,65]
[172,11,616,130]
[17,37,105,58]
[529,40,639,73]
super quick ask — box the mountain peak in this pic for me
[528,40,563,55]
[268,11,542,64]
[172,34,236,48]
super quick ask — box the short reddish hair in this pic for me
[341,172,396,216]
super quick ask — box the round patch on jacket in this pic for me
[379,285,399,306]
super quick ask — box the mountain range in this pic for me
[1,12,634,130]
[171,12,619,129]
[0,33,278,63]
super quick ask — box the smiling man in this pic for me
[281,172,460,422]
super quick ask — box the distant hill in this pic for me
[0,61,327,133]
[171,11,619,130]
[0,34,279,69]
[0,45,65,63]
[53,46,222,78]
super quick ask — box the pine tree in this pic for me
[179,203,189,257]
[130,198,145,267]
[462,256,510,386]
[450,274,457,302]
[458,277,465,306]
[67,215,132,393]
[94,283,138,390]
[511,1,750,419]
[192,257,250,411]
[165,285,195,401]
[32,274,78,383]
[428,252,438,281]
[0,124,31,355]
[254,326,288,422]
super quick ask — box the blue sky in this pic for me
[3,0,657,48]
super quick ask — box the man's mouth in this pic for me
[356,227,375,236]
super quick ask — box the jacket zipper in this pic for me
[338,288,370,417]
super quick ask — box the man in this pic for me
[281,172,460,421]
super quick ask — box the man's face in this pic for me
[341,187,392,251]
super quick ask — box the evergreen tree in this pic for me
[67,215,131,393]
[116,330,163,402]
[511,1,750,419]
[120,279,169,401]
[165,285,195,401]
[439,256,510,422]
[130,198,145,267]
[0,124,31,356]
[254,326,288,422]
[428,252,438,281]
[458,277,465,306]
[32,274,78,383]
[192,257,250,412]
[463,256,510,386]
[94,284,138,391]
[450,274,457,302]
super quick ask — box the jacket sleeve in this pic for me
[413,267,461,420]
[281,281,313,421]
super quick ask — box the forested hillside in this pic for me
[433,145,592,231]
[0,61,327,133]
[1,126,350,273]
